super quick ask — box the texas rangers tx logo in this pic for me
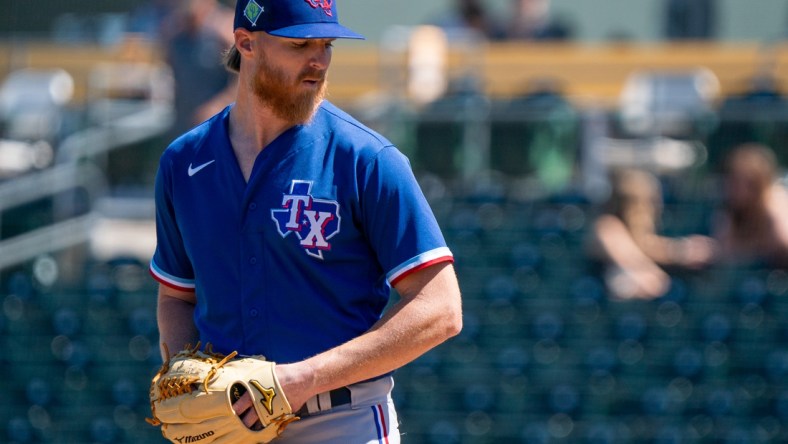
[304,0,333,17]
[271,180,340,260]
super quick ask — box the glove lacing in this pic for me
[146,342,238,426]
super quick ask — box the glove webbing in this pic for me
[146,342,239,426]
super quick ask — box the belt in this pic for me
[296,387,352,418]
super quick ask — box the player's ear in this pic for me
[234,29,254,57]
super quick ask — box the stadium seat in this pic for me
[25,378,52,408]
[89,416,120,444]
[6,416,34,443]
[126,305,156,337]
[51,307,81,337]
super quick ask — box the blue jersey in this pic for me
[150,102,453,363]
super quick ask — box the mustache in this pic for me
[298,69,327,82]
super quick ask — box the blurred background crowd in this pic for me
[3,0,788,442]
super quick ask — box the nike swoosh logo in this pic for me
[188,160,216,177]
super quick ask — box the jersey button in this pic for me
[249,203,257,211]
[249,257,257,265]
[250,309,259,317]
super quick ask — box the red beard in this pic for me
[252,50,327,125]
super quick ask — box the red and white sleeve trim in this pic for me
[149,261,196,292]
[387,247,454,286]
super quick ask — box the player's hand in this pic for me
[676,235,719,269]
[272,363,313,413]
[232,364,312,429]
[148,343,299,443]
[231,390,262,429]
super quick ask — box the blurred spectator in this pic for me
[127,0,178,40]
[713,143,788,268]
[429,0,506,41]
[504,0,573,41]
[587,169,717,300]
[162,0,237,137]
[489,79,578,190]
[708,73,788,167]
[664,0,717,40]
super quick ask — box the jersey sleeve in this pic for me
[150,156,196,291]
[360,146,454,286]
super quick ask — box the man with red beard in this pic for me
[149,1,462,442]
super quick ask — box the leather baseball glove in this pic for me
[147,343,299,443]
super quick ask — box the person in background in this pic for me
[127,0,177,40]
[429,0,506,40]
[713,143,788,268]
[162,0,237,137]
[664,0,717,40]
[588,168,717,300]
[504,0,572,41]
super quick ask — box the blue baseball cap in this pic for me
[234,0,365,40]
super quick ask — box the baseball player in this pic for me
[149,0,463,442]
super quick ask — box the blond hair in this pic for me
[223,45,241,73]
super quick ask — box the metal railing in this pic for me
[0,96,172,272]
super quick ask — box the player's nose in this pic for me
[308,42,332,70]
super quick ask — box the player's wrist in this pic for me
[275,362,318,412]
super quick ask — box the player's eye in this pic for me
[290,39,333,51]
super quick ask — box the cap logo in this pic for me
[304,0,333,17]
[244,0,264,26]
